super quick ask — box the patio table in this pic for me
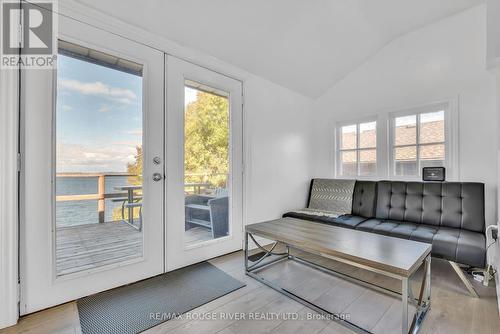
[114,185,142,228]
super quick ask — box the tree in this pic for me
[114,90,228,221]
[112,146,142,221]
[124,90,229,188]
[184,90,229,188]
[127,146,142,185]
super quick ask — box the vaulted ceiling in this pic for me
[75,0,484,98]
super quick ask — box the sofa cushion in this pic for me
[356,218,402,235]
[452,229,486,269]
[307,179,356,214]
[375,181,485,233]
[355,218,485,268]
[351,180,377,218]
[282,211,368,229]
[305,179,377,218]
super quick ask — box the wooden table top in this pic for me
[246,218,431,277]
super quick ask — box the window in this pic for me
[337,121,377,177]
[391,105,447,177]
[184,80,230,246]
[334,101,456,180]
[55,41,145,275]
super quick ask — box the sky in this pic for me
[57,53,199,173]
[57,54,144,173]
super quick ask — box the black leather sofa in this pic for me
[283,179,486,269]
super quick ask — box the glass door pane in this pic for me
[21,15,164,313]
[165,55,242,271]
[55,42,144,276]
[184,81,230,247]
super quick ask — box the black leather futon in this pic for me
[283,179,486,268]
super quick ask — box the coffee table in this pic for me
[245,217,431,334]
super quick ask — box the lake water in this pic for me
[56,176,139,227]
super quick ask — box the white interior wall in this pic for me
[313,5,497,235]
[487,0,500,69]
[487,0,500,314]
[243,77,314,224]
[495,68,500,314]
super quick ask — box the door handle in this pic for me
[152,173,163,181]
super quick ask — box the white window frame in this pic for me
[335,117,379,179]
[333,99,459,181]
[388,100,458,181]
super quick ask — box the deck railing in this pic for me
[56,172,228,224]
[56,173,139,224]
[184,172,228,194]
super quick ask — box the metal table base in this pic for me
[244,232,431,334]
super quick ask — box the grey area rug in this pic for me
[77,261,246,334]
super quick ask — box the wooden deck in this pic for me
[56,221,142,276]
[56,222,214,276]
[185,226,213,245]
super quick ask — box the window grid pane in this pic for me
[392,108,447,177]
[359,149,377,176]
[395,115,417,146]
[340,150,357,176]
[359,121,376,149]
[339,121,377,177]
[419,110,445,144]
[419,144,445,171]
[394,146,417,176]
[341,124,357,150]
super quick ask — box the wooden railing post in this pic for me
[98,174,105,223]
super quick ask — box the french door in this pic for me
[21,11,243,315]
[165,56,243,271]
[21,14,164,314]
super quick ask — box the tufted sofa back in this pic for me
[351,181,378,218]
[375,181,485,233]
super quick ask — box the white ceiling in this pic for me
[75,0,484,98]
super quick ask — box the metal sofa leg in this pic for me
[449,261,479,298]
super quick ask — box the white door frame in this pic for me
[0,56,20,329]
[4,3,248,322]
[165,55,243,271]
[20,14,165,314]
